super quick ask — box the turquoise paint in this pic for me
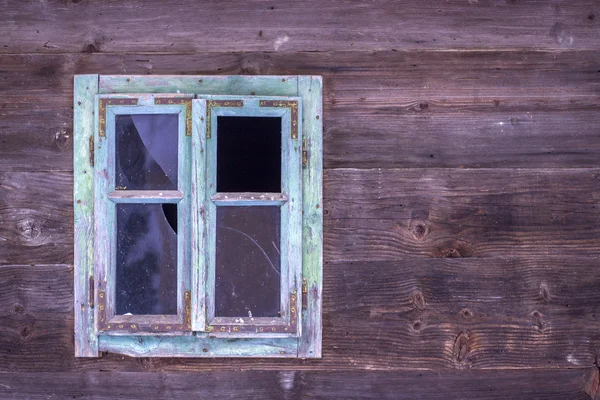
[74,74,100,357]
[75,75,322,358]
[191,99,207,331]
[298,76,324,358]
[201,95,302,336]
[99,75,298,97]
[94,94,192,334]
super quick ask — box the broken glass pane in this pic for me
[116,203,178,315]
[115,114,178,190]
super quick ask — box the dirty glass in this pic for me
[115,114,179,190]
[116,203,178,315]
[215,206,281,317]
[216,116,281,193]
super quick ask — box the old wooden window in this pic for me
[74,75,322,358]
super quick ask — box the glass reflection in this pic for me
[116,203,178,315]
[115,114,178,190]
[215,206,281,318]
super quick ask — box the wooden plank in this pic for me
[0,264,74,372]
[0,369,596,399]
[99,336,298,358]
[100,75,298,96]
[73,74,98,357]
[2,51,600,172]
[324,168,600,260]
[191,99,207,331]
[4,255,600,371]
[1,1,599,53]
[7,167,600,264]
[108,190,184,202]
[0,172,73,265]
[298,76,323,358]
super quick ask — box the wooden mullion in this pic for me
[74,74,100,357]
[108,190,184,203]
[211,192,288,206]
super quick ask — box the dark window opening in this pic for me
[216,116,281,193]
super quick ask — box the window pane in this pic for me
[116,114,178,190]
[116,203,178,315]
[217,116,281,193]
[215,206,281,317]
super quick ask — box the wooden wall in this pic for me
[1,0,600,398]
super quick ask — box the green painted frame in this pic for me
[196,96,302,337]
[74,75,322,358]
[94,93,193,335]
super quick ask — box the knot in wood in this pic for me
[16,218,42,241]
[410,290,426,310]
[83,42,99,54]
[531,310,545,331]
[54,128,71,150]
[435,243,472,258]
[453,331,471,365]
[538,283,550,304]
[12,304,25,314]
[460,308,473,318]
[412,320,423,331]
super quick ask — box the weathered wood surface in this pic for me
[1,51,600,171]
[0,172,73,265]
[0,369,597,399]
[3,257,600,371]
[1,0,599,53]
[2,0,600,396]
[5,168,600,264]
[325,168,600,260]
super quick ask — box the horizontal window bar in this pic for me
[108,190,184,203]
[211,192,288,206]
[210,317,288,326]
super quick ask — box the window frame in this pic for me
[194,96,302,337]
[74,75,322,358]
[94,93,193,335]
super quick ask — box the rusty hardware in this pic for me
[98,98,138,137]
[89,135,94,167]
[185,291,192,331]
[259,99,299,139]
[89,276,94,309]
[302,279,308,309]
[302,138,308,168]
[154,97,193,136]
[206,100,244,139]
[208,290,298,334]
[97,290,191,333]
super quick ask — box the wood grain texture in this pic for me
[324,168,600,260]
[0,369,597,400]
[3,256,600,371]
[6,167,600,264]
[73,74,98,357]
[299,76,323,358]
[1,51,600,172]
[0,172,73,265]
[1,0,599,53]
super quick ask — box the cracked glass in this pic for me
[214,206,281,318]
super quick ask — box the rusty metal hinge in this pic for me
[302,278,308,309]
[302,138,308,168]
[89,135,94,167]
[89,276,95,309]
